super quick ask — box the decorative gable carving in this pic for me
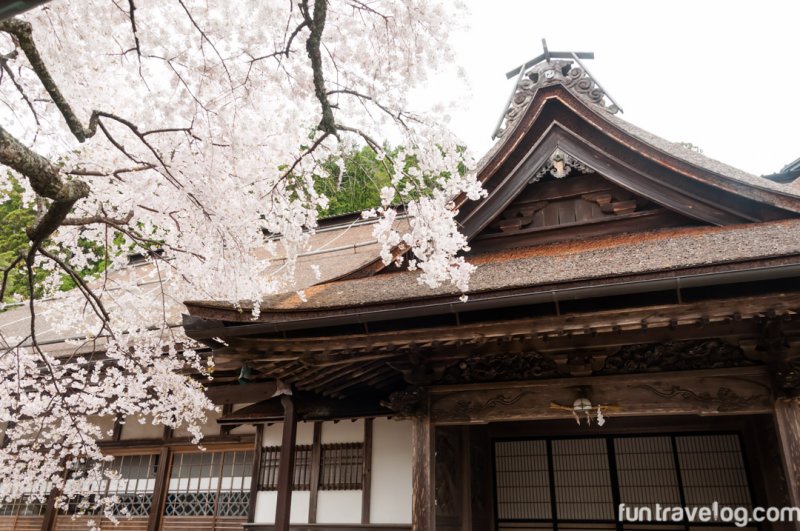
[470,163,698,252]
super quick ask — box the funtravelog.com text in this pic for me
[619,503,800,528]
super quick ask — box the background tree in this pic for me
[0,0,483,517]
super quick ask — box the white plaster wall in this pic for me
[254,421,315,523]
[228,422,257,435]
[173,407,221,438]
[316,491,362,523]
[369,418,412,524]
[321,419,364,443]
[254,491,310,524]
[88,415,116,440]
[119,415,164,440]
[227,403,257,435]
[262,421,314,446]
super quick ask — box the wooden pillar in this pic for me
[460,426,472,531]
[774,398,800,516]
[308,421,322,523]
[39,489,57,531]
[361,418,373,524]
[147,447,171,531]
[275,395,297,531]
[247,423,265,523]
[411,415,435,531]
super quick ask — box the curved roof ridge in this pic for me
[598,110,800,198]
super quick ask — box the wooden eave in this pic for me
[193,287,800,399]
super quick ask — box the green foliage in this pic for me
[0,177,41,302]
[0,175,113,304]
[314,144,468,218]
[315,146,393,217]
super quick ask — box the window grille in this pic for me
[259,445,313,490]
[164,450,253,518]
[320,443,364,490]
[494,433,753,528]
[0,493,48,517]
[259,442,365,491]
[59,453,159,516]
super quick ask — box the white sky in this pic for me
[435,0,800,176]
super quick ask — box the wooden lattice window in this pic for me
[259,445,313,490]
[320,443,364,490]
[259,442,364,492]
[164,450,253,518]
[59,453,159,517]
[0,492,48,517]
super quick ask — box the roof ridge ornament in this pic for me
[492,39,623,139]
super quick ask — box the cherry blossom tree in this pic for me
[0,0,483,520]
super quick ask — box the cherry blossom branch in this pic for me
[61,209,134,227]
[126,0,142,63]
[0,50,39,126]
[176,0,233,85]
[299,0,337,135]
[66,163,155,179]
[35,246,113,338]
[0,18,95,142]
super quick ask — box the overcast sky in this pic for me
[435,0,799,176]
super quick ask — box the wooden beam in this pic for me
[147,447,171,531]
[430,366,774,424]
[361,418,373,524]
[308,422,322,524]
[411,416,434,531]
[774,398,800,511]
[205,380,277,405]
[221,292,800,354]
[218,392,392,423]
[275,395,297,531]
[248,424,265,523]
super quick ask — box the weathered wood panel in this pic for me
[0,516,43,531]
[433,426,463,531]
[411,416,434,531]
[54,516,148,530]
[160,516,246,530]
[774,398,800,514]
[430,366,773,425]
[467,425,493,531]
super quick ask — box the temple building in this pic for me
[4,49,800,530]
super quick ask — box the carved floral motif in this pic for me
[530,148,595,183]
[775,358,800,398]
[380,386,426,417]
[634,384,768,413]
[601,339,756,375]
[443,350,559,384]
